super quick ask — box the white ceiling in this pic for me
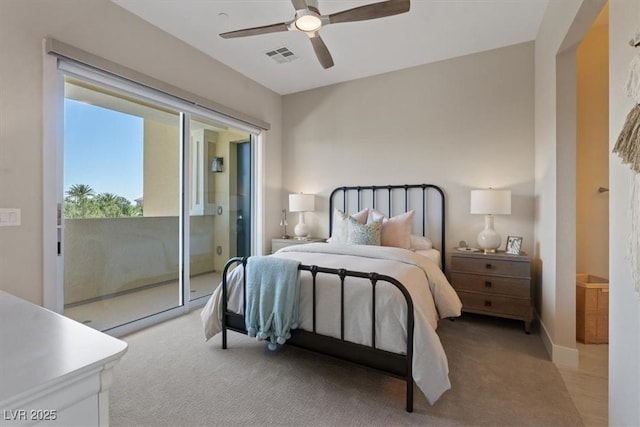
[112,0,549,95]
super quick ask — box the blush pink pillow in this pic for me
[371,209,415,249]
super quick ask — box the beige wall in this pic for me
[144,120,180,217]
[282,42,536,259]
[0,0,282,305]
[534,0,606,364]
[609,0,640,424]
[576,10,609,280]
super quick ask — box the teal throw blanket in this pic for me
[245,256,301,350]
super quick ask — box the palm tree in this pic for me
[65,184,95,203]
[64,184,96,218]
[95,192,118,204]
[63,184,140,218]
[95,193,131,217]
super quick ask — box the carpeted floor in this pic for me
[110,310,583,426]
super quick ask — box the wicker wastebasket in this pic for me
[576,274,609,344]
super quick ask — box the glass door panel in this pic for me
[62,78,182,331]
[188,117,251,301]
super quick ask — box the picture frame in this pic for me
[505,236,523,255]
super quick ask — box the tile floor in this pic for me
[558,342,608,426]
[64,271,220,331]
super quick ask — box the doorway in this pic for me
[236,141,252,258]
[556,3,609,426]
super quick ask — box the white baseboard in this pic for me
[538,314,579,368]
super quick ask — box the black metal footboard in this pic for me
[220,256,416,412]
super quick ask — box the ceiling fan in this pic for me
[219,0,410,69]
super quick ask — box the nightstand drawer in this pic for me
[457,290,531,318]
[451,256,530,277]
[450,272,530,298]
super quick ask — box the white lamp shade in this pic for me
[289,193,315,212]
[470,189,511,215]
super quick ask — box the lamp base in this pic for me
[294,214,310,240]
[477,214,502,254]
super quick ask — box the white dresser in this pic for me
[0,292,128,426]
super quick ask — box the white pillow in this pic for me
[410,234,433,250]
[327,208,368,243]
[370,209,414,249]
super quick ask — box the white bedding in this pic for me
[201,243,462,404]
[414,248,441,268]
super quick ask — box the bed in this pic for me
[201,184,462,412]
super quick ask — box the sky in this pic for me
[64,99,143,202]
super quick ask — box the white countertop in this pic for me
[0,291,128,405]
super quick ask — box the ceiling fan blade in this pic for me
[220,22,288,39]
[291,0,308,11]
[309,35,334,69]
[328,0,410,25]
[293,0,321,14]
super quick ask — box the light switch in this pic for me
[0,208,21,226]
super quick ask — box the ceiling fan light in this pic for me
[295,14,322,32]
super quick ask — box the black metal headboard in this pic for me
[328,184,446,272]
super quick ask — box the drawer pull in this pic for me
[485,263,493,269]
[485,281,492,288]
[484,300,492,307]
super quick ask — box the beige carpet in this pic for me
[110,310,583,426]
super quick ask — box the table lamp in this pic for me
[289,193,315,240]
[470,189,511,254]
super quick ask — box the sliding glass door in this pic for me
[59,74,255,333]
[62,78,183,331]
[187,117,251,302]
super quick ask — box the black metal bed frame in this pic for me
[220,184,446,412]
[329,184,446,274]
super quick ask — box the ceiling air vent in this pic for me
[265,47,298,64]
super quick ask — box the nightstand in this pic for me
[450,250,533,333]
[271,237,326,253]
